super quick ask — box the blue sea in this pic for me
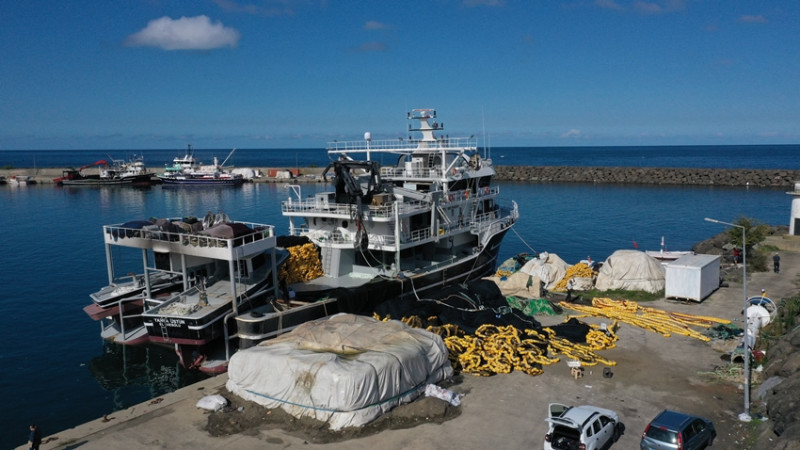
[0,144,797,448]
[0,144,798,170]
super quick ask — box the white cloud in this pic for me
[739,15,768,24]
[595,0,624,11]
[365,20,390,30]
[562,129,582,138]
[633,1,664,15]
[124,16,241,51]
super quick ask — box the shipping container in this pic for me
[665,254,721,302]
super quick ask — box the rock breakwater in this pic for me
[494,166,800,188]
[3,166,799,188]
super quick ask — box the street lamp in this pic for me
[705,217,750,421]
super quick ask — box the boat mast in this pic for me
[220,148,237,167]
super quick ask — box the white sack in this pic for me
[196,395,228,411]
[226,313,453,430]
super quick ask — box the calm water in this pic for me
[1,144,798,170]
[0,145,796,448]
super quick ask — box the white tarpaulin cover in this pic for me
[486,272,542,299]
[487,252,568,298]
[226,313,453,430]
[595,250,666,293]
[520,252,568,290]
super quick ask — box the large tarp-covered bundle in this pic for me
[595,250,665,293]
[521,252,568,290]
[198,222,253,238]
[486,252,568,298]
[226,313,453,430]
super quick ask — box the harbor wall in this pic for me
[492,166,800,188]
[3,166,799,187]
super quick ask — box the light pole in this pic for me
[705,217,750,421]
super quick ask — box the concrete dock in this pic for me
[18,244,798,449]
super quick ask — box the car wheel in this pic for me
[707,432,716,447]
[613,422,625,442]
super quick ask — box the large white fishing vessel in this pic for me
[235,108,519,347]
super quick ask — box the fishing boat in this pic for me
[646,236,694,263]
[158,145,245,186]
[8,175,34,185]
[54,155,157,186]
[85,212,282,372]
[235,108,519,347]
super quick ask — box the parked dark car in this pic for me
[640,410,715,450]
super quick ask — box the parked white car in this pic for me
[544,403,624,450]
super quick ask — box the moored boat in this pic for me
[85,212,282,373]
[8,175,35,185]
[158,145,245,186]
[646,236,694,263]
[235,107,519,347]
[54,155,157,186]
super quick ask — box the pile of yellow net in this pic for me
[551,263,596,292]
[374,314,618,377]
[559,297,731,342]
[279,243,323,285]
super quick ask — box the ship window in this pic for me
[342,220,348,228]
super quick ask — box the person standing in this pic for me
[733,247,740,265]
[773,253,781,273]
[28,424,42,450]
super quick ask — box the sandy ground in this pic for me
[23,250,799,450]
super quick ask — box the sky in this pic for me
[1,0,798,150]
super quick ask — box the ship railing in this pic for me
[293,227,354,245]
[405,227,432,244]
[371,200,430,217]
[291,225,434,247]
[104,221,274,249]
[281,201,354,216]
[470,203,519,233]
[354,227,432,247]
[441,186,497,203]
[281,199,429,218]
[380,166,444,179]
[327,136,476,153]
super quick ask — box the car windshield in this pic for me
[646,427,678,444]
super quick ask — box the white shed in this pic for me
[665,254,721,302]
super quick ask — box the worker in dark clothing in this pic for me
[28,424,42,450]
[773,253,781,273]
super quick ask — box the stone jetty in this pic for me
[2,166,799,188]
[493,166,800,188]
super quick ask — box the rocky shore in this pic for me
[3,166,799,187]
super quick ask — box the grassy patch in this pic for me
[578,288,664,303]
[761,295,800,339]
[759,244,780,253]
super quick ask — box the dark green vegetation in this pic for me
[580,288,663,303]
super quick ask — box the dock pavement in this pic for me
[19,243,800,450]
